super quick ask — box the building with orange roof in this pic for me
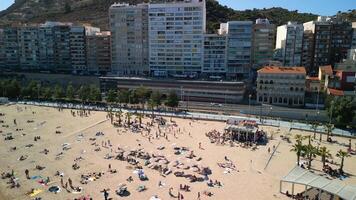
[318,65,333,81]
[257,66,306,107]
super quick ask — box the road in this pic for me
[179,101,329,122]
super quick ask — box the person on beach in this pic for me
[25,169,30,179]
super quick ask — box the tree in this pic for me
[126,112,132,127]
[78,85,90,103]
[66,83,75,101]
[310,121,319,140]
[136,113,144,127]
[318,146,332,167]
[118,90,130,104]
[336,149,350,173]
[165,91,179,108]
[64,2,71,13]
[135,86,151,107]
[106,89,118,104]
[291,141,304,166]
[53,84,64,100]
[326,97,355,127]
[89,85,101,102]
[304,144,318,169]
[4,79,21,98]
[42,87,53,99]
[150,91,162,107]
[324,123,334,141]
[116,111,123,125]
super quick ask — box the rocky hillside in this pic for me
[0,0,354,32]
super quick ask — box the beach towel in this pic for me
[29,189,43,197]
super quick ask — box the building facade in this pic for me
[301,30,314,73]
[203,34,227,76]
[0,29,5,68]
[225,21,253,78]
[276,22,303,67]
[70,26,87,73]
[329,18,352,66]
[17,26,40,70]
[257,66,306,107]
[38,24,55,71]
[110,3,149,76]
[252,18,276,69]
[99,77,245,104]
[3,27,20,70]
[86,31,112,74]
[148,0,206,77]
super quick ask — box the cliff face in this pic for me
[3,0,353,32]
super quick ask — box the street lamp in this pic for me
[248,94,252,120]
[329,100,334,125]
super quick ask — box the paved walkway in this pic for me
[15,101,355,138]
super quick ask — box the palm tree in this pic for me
[116,111,123,125]
[336,150,350,173]
[304,144,318,169]
[310,121,319,140]
[295,134,305,143]
[324,123,334,141]
[136,113,144,127]
[318,146,332,167]
[291,141,304,166]
[126,112,132,127]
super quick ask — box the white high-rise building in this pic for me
[148,0,206,77]
[276,22,303,66]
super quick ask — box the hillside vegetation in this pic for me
[0,0,354,32]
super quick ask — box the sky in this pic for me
[0,0,355,15]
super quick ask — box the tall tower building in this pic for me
[148,0,206,77]
[18,26,40,70]
[110,3,149,76]
[3,27,20,70]
[276,22,303,67]
[226,21,253,78]
[252,18,276,69]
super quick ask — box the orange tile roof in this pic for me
[307,76,320,81]
[319,65,333,75]
[257,66,306,74]
[328,88,344,96]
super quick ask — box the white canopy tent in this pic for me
[280,166,356,200]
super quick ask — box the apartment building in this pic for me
[225,21,253,78]
[38,23,56,71]
[352,22,356,49]
[3,27,20,70]
[303,16,352,73]
[0,29,5,68]
[52,24,72,72]
[17,26,40,70]
[203,34,227,76]
[330,18,352,66]
[86,31,112,74]
[110,3,149,76]
[257,66,306,107]
[70,26,87,73]
[276,22,303,67]
[252,18,276,69]
[148,0,206,77]
[301,30,314,73]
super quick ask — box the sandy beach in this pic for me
[0,104,355,200]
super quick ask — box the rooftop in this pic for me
[319,65,333,75]
[257,66,306,74]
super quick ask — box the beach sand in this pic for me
[0,104,355,200]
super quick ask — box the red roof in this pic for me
[258,66,306,74]
[307,76,320,81]
[319,65,333,75]
[328,88,344,96]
